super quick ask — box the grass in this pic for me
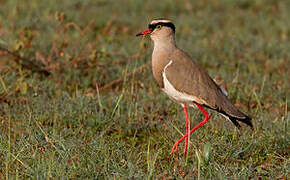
[0,0,289,179]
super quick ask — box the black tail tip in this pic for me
[244,116,253,128]
[230,115,253,129]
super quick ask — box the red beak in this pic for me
[136,28,152,36]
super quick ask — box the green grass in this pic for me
[0,0,289,179]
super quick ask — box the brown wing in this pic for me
[165,49,250,122]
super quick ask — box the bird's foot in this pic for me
[170,134,188,155]
[170,141,180,154]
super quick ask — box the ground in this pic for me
[0,0,289,179]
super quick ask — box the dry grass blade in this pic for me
[0,46,51,76]
[100,60,151,91]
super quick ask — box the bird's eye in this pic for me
[156,25,162,30]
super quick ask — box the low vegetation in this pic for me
[0,0,289,178]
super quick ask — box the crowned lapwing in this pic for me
[136,18,253,157]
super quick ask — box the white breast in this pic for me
[161,60,207,105]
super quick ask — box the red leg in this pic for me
[184,105,190,157]
[171,104,210,154]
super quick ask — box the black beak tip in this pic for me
[136,33,142,37]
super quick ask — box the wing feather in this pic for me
[164,49,249,120]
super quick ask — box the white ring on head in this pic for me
[150,19,172,24]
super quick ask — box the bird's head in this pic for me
[136,18,175,42]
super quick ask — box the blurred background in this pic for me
[0,0,289,179]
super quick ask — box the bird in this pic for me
[136,18,253,157]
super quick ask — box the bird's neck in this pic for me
[152,37,176,65]
[152,37,176,53]
[151,37,177,87]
